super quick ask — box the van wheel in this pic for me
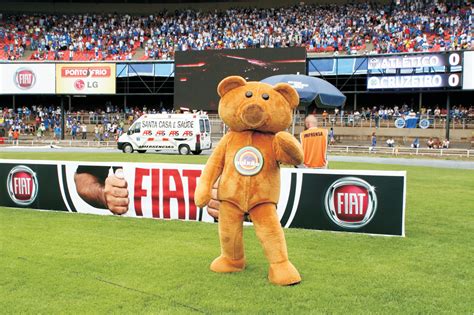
[137,150,146,154]
[178,144,190,155]
[192,150,202,155]
[123,144,134,153]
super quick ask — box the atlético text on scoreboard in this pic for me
[367,52,463,90]
[0,160,406,237]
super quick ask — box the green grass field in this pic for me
[1,152,473,313]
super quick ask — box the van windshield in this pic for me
[129,122,140,134]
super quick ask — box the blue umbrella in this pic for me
[261,74,346,108]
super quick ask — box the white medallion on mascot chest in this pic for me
[234,146,264,176]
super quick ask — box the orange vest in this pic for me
[300,127,328,168]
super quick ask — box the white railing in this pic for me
[305,114,474,129]
[327,145,473,158]
[1,140,473,158]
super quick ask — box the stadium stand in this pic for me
[0,1,472,60]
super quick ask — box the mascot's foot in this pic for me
[210,255,245,273]
[268,261,301,286]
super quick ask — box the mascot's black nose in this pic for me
[240,104,267,129]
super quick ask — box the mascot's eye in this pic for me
[245,91,253,98]
[262,93,270,100]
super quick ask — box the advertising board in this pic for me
[0,160,406,236]
[463,51,474,90]
[174,48,306,110]
[0,63,56,94]
[56,63,116,94]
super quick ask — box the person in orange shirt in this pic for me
[299,114,328,168]
[12,129,19,146]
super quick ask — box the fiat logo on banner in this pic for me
[324,177,377,229]
[15,68,36,89]
[7,166,39,206]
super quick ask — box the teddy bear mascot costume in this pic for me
[195,76,304,285]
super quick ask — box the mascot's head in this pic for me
[217,76,299,133]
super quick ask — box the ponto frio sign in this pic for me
[324,177,377,229]
[234,146,264,176]
[7,166,39,206]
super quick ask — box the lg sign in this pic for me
[325,177,377,229]
[7,166,39,206]
[15,68,36,89]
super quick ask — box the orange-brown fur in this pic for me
[195,76,303,285]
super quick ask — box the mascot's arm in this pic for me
[273,131,304,165]
[194,134,229,207]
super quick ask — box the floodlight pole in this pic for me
[61,97,65,140]
[291,108,296,135]
[445,93,450,141]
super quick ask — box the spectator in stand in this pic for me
[427,137,434,149]
[322,110,328,127]
[71,123,78,140]
[54,125,61,141]
[94,124,100,141]
[442,138,450,149]
[12,128,19,145]
[386,137,395,147]
[329,127,335,145]
[8,128,13,143]
[1,1,472,61]
[369,132,376,152]
[81,123,87,140]
[411,137,420,148]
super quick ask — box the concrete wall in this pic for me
[0,0,390,13]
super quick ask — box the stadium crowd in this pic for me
[0,104,179,141]
[0,0,472,60]
[1,102,472,141]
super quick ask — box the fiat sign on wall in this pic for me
[0,64,56,94]
[56,63,116,94]
[6,165,39,206]
[324,177,377,229]
[0,161,406,236]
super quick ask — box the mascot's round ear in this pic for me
[273,83,300,109]
[218,76,247,97]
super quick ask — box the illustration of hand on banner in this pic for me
[74,166,129,215]
[104,168,129,215]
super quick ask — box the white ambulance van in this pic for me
[118,113,212,154]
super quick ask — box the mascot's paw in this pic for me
[210,255,245,273]
[194,186,211,208]
[268,261,301,286]
[274,131,304,165]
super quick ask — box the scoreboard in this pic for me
[367,52,464,90]
[463,51,474,90]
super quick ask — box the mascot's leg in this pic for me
[249,203,301,286]
[210,201,246,273]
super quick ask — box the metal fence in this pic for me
[1,139,473,159]
[328,145,473,158]
[306,114,474,130]
[5,112,472,130]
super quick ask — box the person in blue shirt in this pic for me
[71,123,78,140]
[369,132,376,152]
[54,125,61,141]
